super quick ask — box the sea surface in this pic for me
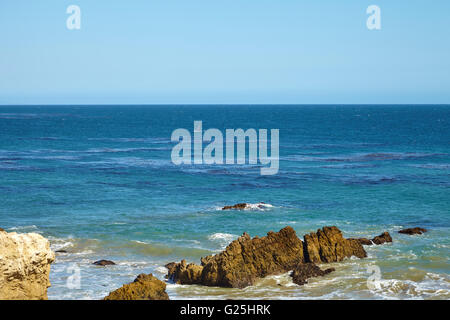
[0,105,449,300]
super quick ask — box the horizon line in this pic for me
[1,103,450,107]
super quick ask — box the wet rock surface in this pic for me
[371,232,393,245]
[104,273,169,300]
[222,203,249,210]
[93,260,116,266]
[290,263,335,286]
[398,227,427,235]
[349,231,393,246]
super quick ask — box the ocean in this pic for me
[0,105,449,300]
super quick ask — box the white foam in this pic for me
[208,233,237,242]
[216,202,274,211]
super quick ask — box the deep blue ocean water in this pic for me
[0,105,449,299]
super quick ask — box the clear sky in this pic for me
[0,0,449,105]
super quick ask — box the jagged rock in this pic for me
[168,226,305,288]
[93,260,116,266]
[222,203,249,210]
[303,226,367,263]
[371,232,393,245]
[290,263,335,286]
[0,231,55,300]
[104,273,169,300]
[398,227,427,235]
[166,259,203,284]
[167,226,369,289]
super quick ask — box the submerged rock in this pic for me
[168,226,305,288]
[55,249,68,253]
[398,227,427,235]
[0,227,5,232]
[303,226,367,263]
[222,203,249,210]
[371,232,393,245]
[290,263,335,286]
[0,231,55,300]
[93,260,116,266]
[104,273,169,300]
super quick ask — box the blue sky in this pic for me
[0,0,449,104]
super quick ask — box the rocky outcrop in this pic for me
[290,263,335,286]
[104,273,169,300]
[222,203,248,210]
[398,227,427,235]
[0,231,55,300]
[349,231,393,246]
[371,232,393,245]
[303,226,367,263]
[167,226,367,289]
[93,260,116,266]
[166,260,203,285]
[168,226,305,288]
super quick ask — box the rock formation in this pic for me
[167,226,367,288]
[93,260,116,266]
[0,230,55,300]
[222,203,248,210]
[398,227,427,235]
[371,232,393,245]
[303,226,367,263]
[349,231,393,246]
[168,226,305,288]
[166,260,203,285]
[290,263,335,286]
[104,273,169,300]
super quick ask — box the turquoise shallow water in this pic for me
[0,105,449,299]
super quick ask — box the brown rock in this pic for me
[398,227,427,235]
[303,226,367,263]
[167,259,203,285]
[222,203,248,210]
[0,227,5,232]
[168,226,305,288]
[290,263,335,286]
[104,273,169,300]
[93,260,116,266]
[371,232,393,245]
[348,238,373,246]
